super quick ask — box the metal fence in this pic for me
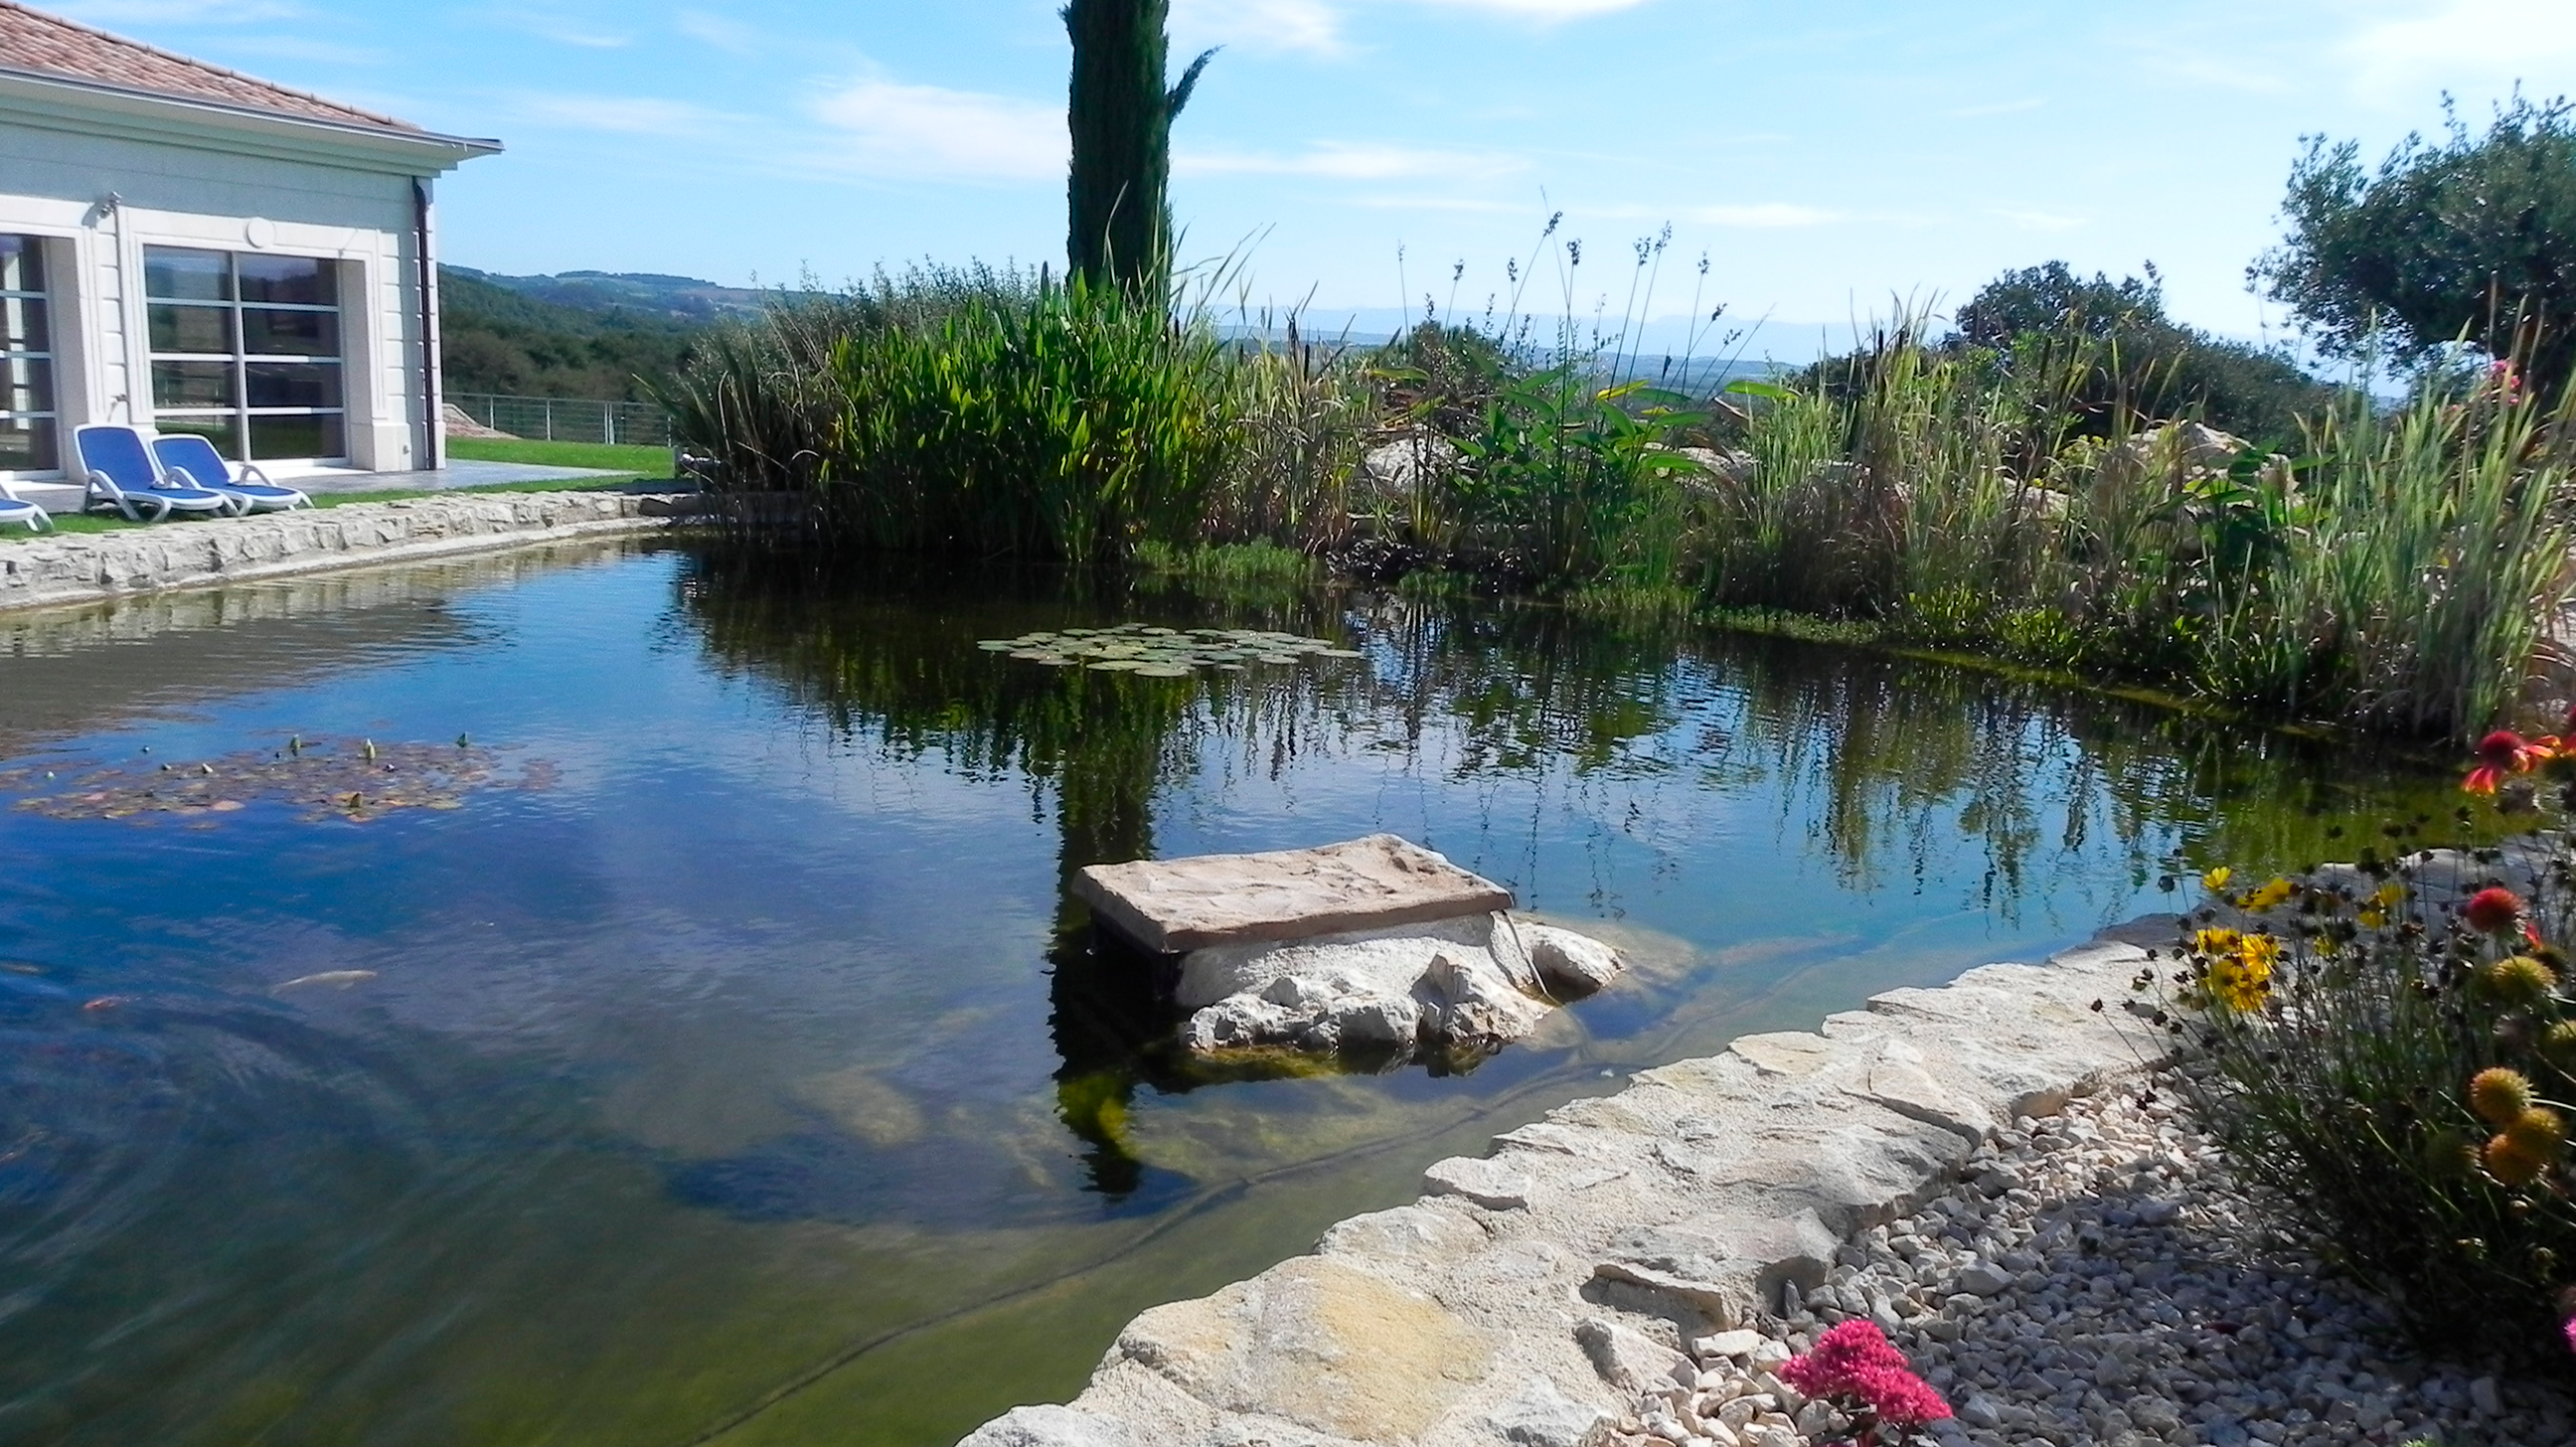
[447,394,673,447]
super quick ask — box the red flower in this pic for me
[2467,730,2549,794]
[2467,887,2525,935]
[1781,1321,1951,1428]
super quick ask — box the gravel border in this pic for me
[1622,1078,2576,1447]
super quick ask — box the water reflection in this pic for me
[671,545,2465,1202]
[0,542,2475,1447]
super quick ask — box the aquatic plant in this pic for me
[0,737,553,824]
[975,621,1363,674]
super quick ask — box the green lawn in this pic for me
[446,436,675,476]
[3,474,671,543]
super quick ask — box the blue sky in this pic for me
[56,0,2576,359]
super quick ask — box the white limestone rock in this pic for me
[1526,923,1625,1000]
[956,1405,1122,1447]
[1177,911,1619,1062]
[1481,1376,1615,1447]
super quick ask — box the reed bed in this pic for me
[663,264,2574,739]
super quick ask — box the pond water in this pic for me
[0,540,2473,1446]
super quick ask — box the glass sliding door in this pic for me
[0,236,58,475]
[144,247,345,464]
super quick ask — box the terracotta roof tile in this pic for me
[0,0,417,132]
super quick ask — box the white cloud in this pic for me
[1995,209,2084,233]
[1684,203,1840,229]
[810,78,1064,182]
[2343,0,2576,100]
[1173,0,1345,56]
[676,9,760,55]
[1179,141,1524,181]
[2124,37,2292,95]
[517,94,739,136]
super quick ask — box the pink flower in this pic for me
[2564,1317,2576,1358]
[1781,1321,1952,1429]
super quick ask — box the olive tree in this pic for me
[2254,94,2576,391]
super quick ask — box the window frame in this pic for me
[0,234,61,479]
[143,246,348,467]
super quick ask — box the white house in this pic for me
[0,0,496,485]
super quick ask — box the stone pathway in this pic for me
[1620,1079,2576,1447]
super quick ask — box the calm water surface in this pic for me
[0,540,2467,1446]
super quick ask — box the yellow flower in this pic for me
[2206,933,2276,1013]
[2202,867,2234,892]
[2372,883,2405,909]
[2242,877,2294,911]
[2190,926,2241,956]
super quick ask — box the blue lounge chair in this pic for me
[0,477,48,533]
[151,432,311,513]
[73,424,240,521]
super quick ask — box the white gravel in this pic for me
[1614,1079,2576,1447]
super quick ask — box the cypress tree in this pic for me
[1063,0,1213,296]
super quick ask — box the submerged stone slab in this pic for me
[1075,834,1514,955]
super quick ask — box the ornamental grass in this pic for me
[2168,730,2576,1369]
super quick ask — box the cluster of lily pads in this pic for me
[0,736,558,824]
[977,623,1365,676]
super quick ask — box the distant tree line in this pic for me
[437,268,704,402]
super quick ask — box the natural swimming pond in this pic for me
[0,540,2475,1446]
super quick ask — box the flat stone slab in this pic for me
[1074,834,1514,955]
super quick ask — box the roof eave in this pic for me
[0,66,500,172]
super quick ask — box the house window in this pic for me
[0,236,57,475]
[144,247,345,463]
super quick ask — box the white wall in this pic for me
[0,114,432,475]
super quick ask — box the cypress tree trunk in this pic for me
[1063,0,1212,297]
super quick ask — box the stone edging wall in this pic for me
[963,931,2167,1447]
[0,492,705,615]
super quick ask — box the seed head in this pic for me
[2506,1107,2567,1155]
[2544,1021,2576,1065]
[2424,1127,2481,1179]
[2481,955,2561,1005]
[2472,1067,2537,1126]
[2488,1134,2551,1187]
